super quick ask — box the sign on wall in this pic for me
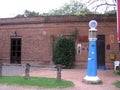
[117,0,120,43]
[109,35,115,44]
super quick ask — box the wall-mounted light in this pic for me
[14,31,17,37]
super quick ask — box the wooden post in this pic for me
[25,63,30,80]
[56,64,61,80]
[0,62,2,77]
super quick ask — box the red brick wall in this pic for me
[0,15,119,69]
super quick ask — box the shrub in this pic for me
[53,37,75,69]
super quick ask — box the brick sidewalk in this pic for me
[0,66,120,90]
[29,69,120,90]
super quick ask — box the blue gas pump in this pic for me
[83,20,102,84]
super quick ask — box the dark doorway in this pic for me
[97,35,106,70]
[10,38,21,64]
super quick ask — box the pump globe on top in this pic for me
[89,20,97,29]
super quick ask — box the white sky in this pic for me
[0,0,70,18]
[0,0,116,18]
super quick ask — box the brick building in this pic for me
[0,14,119,69]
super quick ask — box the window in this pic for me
[11,38,21,64]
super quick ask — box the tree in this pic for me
[15,1,93,17]
[43,0,116,15]
[15,10,40,18]
[43,0,93,16]
[24,10,39,17]
[84,0,116,13]
[15,0,117,17]
[104,10,116,15]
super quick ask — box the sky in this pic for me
[0,0,116,18]
[0,0,70,18]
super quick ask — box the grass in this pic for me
[114,81,120,88]
[0,76,74,88]
[114,70,120,75]
[113,70,120,88]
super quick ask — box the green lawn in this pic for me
[114,70,120,75]
[113,70,120,88]
[0,76,74,88]
[114,81,120,88]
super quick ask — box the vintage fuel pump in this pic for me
[83,20,102,84]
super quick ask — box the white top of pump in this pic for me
[89,20,97,29]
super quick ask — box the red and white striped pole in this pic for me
[116,0,120,43]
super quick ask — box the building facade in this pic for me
[0,15,119,69]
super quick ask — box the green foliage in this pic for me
[104,10,116,15]
[15,10,40,18]
[114,70,120,75]
[53,36,75,69]
[15,0,116,17]
[113,70,120,88]
[114,81,120,88]
[0,76,74,88]
[15,1,93,17]
[43,0,93,16]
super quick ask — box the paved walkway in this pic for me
[0,65,120,90]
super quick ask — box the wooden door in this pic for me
[97,35,106,69]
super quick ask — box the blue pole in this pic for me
[87,40,97,76]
